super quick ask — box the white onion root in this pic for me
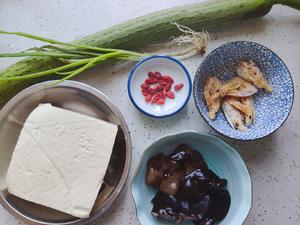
[169,21,210,59]
[144,21,209,60]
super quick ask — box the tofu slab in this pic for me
[6,104,118,218]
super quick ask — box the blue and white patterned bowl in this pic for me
[131,131,252,225]
[193,41,294,141]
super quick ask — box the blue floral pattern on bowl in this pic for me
[193,41,294,140]
[131,131,252,225]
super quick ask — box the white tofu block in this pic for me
[6,104,118,218]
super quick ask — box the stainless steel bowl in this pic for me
[0,80,131,225]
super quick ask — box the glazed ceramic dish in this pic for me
[193,41,294,140]
[128,55,192,118]
[0,80,131,225]
[132,131,252,225]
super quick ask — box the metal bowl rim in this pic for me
[0,80,132,225]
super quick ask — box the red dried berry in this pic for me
[145,94,152,102]
[162,75,174,82]
[148,87,155,95]
[156,99,165,105]
[141,83,149,89]
[154,71,162,79]
[162,90,167,99]
[151,94,160,104]
[159,80,168,86]
[165,84,172,91]
[148,71,155,78]
[157,92,163,98]
[166,91,175,99]
[145,78,157,84]
[174,83,184,91]
[142,91,149,96]
[141,71,176,104]
[148,78,159,84]
[154,84,164,92]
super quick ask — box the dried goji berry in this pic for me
[157,92,163,98]
[159,80,168,86]
[151,94,160,104]
[162,75,174,83]
[174,83,184,91]
[141,83,149,89]
[147,78,159,84]
[145,78,156,84]
[148,87,155,95]
[156,99,165,105]
[148,71,155,78]
[141,71,177,105]
[145,94,152,102]
[166,91,175,99]
[161,75,169,80]
[154,84,163,92]
[162,89,167,99]
[165,84,172,91]
[154,71,162,79]
[142,90,149,96]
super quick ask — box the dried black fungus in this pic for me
[159,169,184,195]
[168,144,194,162]
[207,189,231,221]
[194,218,215,225]
[146,153,175,187]
[168,144,208,174]
[146,144,231,225]
[151,192,180,222]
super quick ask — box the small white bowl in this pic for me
[128,55,192,118]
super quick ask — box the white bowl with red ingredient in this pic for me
[128,55,192,118]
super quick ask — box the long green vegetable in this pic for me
[0,0,299,105]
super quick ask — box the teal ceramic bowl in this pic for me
[132,131,251,225]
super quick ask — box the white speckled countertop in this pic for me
[0,1,299,225]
